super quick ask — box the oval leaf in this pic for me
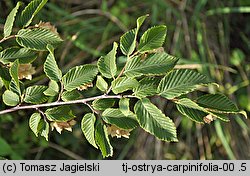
[24,85,48,104]
[134,98,177,141]
[61,90,81,102]
[9,59,19,88]
[16,28,63,51]
[133,77,160,98]
[157,69,210,99]
[96,75,108,92]
[97,42,118,78]
[197,94,239,113]
[138,25,167,53]
[45,106,75,122]
[111,77,139,94]
[3,90,20,106]
[95,122,113,158]
[120,29,136,56]
[62,64,98,91]
[124,52,178,78]
[29,113,42,137]
[44,45,62,81]
[20,0,48,27]
[102,108,138,129]
[81,113,98,149]
[92,99,116,111]
[4,2,22,37]
[0,47,37,64]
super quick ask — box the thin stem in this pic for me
[57,81,64,102]
[84,102,98,114]
[0,94,136,115]
[0,35,16,44]
[106,52,138,94]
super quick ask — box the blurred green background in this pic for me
[0,0,250,159]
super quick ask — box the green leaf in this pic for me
[133,77,160,98]
[120,15,148,56]
[44,44,62,81]
[119,98,130,116]
[95,122,113,158]
[43,80,59,96]
[92,99,116,110]
[24,85,48,104]
[134,98,177,141]
[124,52,178,77]
[0,47,37,64]
[102,108,138,129]
[0,67,11,88]
[175,98,208,123]
[29,113,42,137]
[61,90,81,102]
[111,77,139,94]
[138,25,167,53]
[175,98,229,123]
[16,28,63,51]
[9,59,19,88]
[45,106,75,122]
[197,94,239,112]
[96,75,108,92]
[97,42,118,78]
[4,2,22,37]
[81,113,98,149]
[40,120,49,141]
[157,69,210,99]
[62,64,98,91]
[20,0,48,28]
[120,29,136,56]
[9,79,21,96]
[3,90,20,106]
[136,14,148,30]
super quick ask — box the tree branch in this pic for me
[0,35,16,44]
[0,94,136,115]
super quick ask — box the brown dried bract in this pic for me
[107,125,132,138]
[77,82,93,91]
[203,114,214,124]
[18,64,36,80]
[51,119,77,134]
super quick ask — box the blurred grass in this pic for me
[0,0,249,159]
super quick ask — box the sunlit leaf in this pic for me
[134,98,177,141]
[3,90,20,106]
[92,99,116,110]
[95,122,113,158]
[45,106,75,122]
[44,44,62,81]
[124,52,178,77]
[158,69,210,99]
[111,77,139,94]
[96,75,108,92]
[4,1,22,37]
[97,42,118,78]
[16,28,63,51]
[24,85,48,104]
[0,47,37,64]
[138,25,167,53]
[102,108,138,129]
[81,113,98,149]
[62,64,98,91]
[29,113,42,137]
[19,0,48,27]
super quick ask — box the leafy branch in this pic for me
[0,94,135,115]
[0,0,246,158]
